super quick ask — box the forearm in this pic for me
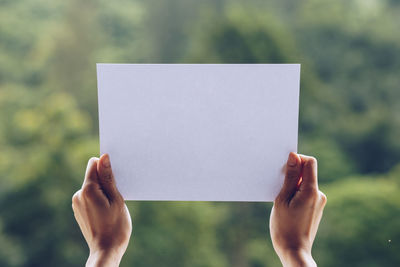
[86,249,124,267]
[277,249,316,267]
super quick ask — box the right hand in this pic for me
[269,153,327,267]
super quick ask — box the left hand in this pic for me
[72,154,132,267]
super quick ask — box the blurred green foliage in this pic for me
[0,0,399,266]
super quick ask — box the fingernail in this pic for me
[102,154,111,168]
[288,153,297,167]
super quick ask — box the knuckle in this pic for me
[103,173,113,181]
[100,172,114,184]
[72,191,81,206]
[286,169,300,180]
[306,157,317,167]
[319,192,327,205]
[81,184,96,198]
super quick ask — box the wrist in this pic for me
[278,248,316,267]
[86,248,125,267]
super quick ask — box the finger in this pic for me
[311,192,327,240]
[277,152,302,202]
[81,158,110,206]
[71,191,90,240]
[97,154,122,203]
[72,191,81,209]
[319,191,327,207]
[298,155,318,191]
[82,157,99,188]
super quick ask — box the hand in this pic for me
[270,153,327,267]
[72,154,132,267]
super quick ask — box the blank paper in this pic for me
[97,64,300,202]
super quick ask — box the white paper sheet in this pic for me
[97,64,300,202]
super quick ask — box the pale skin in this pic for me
[72,154,132,267]
[72,152,326,267]
[270,152,327,267]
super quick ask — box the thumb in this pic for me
[277,152,302,202]
[298,155,318,191]
[97,154,122,203]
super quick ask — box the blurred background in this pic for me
[0,0,400,266]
